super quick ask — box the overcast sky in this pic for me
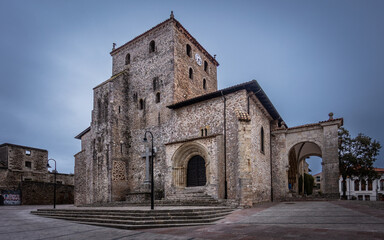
[0,0,383,174]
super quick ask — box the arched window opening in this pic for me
[186,44,191,57]
[203,78,206,90]
[354,180,360,191]
[153,77,159,91]
[149,40,155,53]
[201,129,204,137]
[260,127,265,153]
[361,180,367,191]
[139,99,144,110]
[125,53,130,65]
[368,180,373,191]
[187,155,206,187]
[204,61,208,72]
[189,68,193,79]
[156,92,160,103]
[380,179,384,191]
[204,128,208,136]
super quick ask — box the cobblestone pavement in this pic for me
[1,201,384,240]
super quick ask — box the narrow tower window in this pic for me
[203,78,206,90]
[149,40,155,53]
[186,44,191,57]
[156,92,160,103]
[189,68,193,79]
[139,99,144,110]
[153,77,159,91]
[204,61,208,72]
[261,127,265,153]
[125,53,130,65]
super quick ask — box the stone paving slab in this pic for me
[144,201,384,240]
[2,201,384,239]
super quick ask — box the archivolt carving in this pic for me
[171,142,210,188]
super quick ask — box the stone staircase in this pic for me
[161,187,223,206]
[30,207,235,230]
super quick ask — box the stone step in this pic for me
[31,209,233,219]
[75,221,215,230]
[30,207,235,229]
[33,207,232,215]
[30,214,226,225]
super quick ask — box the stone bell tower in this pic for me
[74,13,219,205]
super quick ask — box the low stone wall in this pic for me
[20,181,74,205]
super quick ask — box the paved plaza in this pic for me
[1,201,384,239]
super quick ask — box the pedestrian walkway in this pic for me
[144,201,384,239]
[1,201,384,239]
[0,205,204,240]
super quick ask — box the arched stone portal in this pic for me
[271,118,343,200]
[288,142,322,194]
[171,142,210,188]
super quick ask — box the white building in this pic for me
[338,168,384,201]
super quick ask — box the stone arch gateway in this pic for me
[288,141,322,194]
[271,118,343,200]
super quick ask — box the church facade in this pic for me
[74,14,343,207]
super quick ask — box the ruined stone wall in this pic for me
[0,145,48,190]
[7,145,48,176]
[47,173,74,185]
[173,23,217,103]
[21,181,74,205]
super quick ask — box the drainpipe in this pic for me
[221,91,228,199]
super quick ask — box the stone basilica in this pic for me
[74,14,343,207]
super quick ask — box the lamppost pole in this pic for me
[47,158,56,209]
[144,131,154,210]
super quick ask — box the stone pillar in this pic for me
[172,167,185,188]
[321,123,340,198]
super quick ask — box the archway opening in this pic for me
[288,142,322,195]
[187,155,206,187]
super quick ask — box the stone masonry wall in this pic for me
[173,23,217,103]
[248,96,272,204]
[164,90,248,201]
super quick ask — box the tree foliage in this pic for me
[339,127,381,198]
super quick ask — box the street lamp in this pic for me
[143,131,154,210]
[47,158,57,209]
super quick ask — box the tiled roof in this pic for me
[167,80,284,124]
[235,109,251,122]
[75,127,91,140]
